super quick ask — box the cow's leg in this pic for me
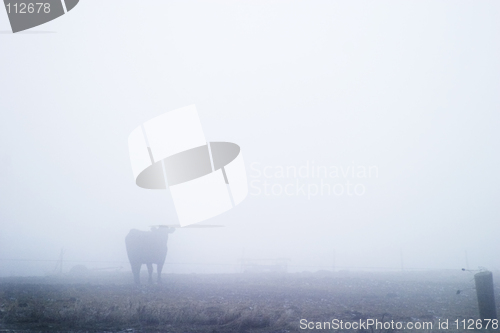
[131,262,141,285]
[157,262,164,284]
[146,263,153,284]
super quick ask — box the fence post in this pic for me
[474,271,497,321]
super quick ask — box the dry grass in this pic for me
[0,270,494,332]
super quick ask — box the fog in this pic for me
[0,1,499,277]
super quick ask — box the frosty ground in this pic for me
[0,270,495,332]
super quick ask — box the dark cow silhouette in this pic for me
[125,226,175,284]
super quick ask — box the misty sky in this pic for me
[0,1,499,276]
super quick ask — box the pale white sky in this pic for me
[0,1,499,275]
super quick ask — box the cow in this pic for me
[125,226,175,284]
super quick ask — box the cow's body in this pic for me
[125,226,174,284]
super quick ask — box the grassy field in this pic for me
[0,270,495,332]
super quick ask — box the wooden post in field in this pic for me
[474,271,497,320]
